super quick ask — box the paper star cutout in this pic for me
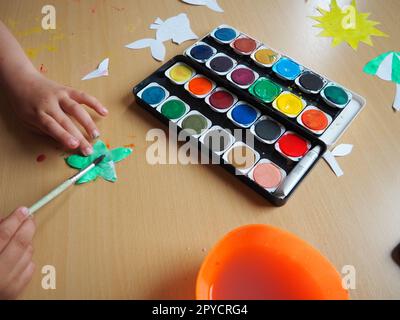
[66,140,132,184]
[310,0,387,50]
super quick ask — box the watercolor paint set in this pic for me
[133,25,366,206]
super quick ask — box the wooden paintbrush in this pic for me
[29,155,105,215]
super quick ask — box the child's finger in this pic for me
[21,121,43,135]
[4,262,35,300]
[61,99,100,139]
[0,219,35,276]
[0,207,29,253]
[69,90,108,116]
[53,112,93,156]
[4,244,33,286]
[39,113,80,150]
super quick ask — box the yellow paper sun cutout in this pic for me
[310,0,388,50]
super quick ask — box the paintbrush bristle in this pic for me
[93,155,105,166]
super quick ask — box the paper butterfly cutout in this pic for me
[66,140,132,184]
[125,13,198,61]
[364,51,400,111]
[182,0,224,12]
[323,144,353,177]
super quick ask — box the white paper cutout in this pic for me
[182,0,224,12]
[126,39,166,61]
[323,151,343,177]
[395,83,400,111]
[375,53,394,82]
[364,52,400,111]
[331,144,353,157]
[125,13,198,61]
[81,58,109,81]
[323,144,353,177]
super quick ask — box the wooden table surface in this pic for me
[0,0,399,300]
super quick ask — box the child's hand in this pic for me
[0,207,35,300]
[0,21,108,155]
[9,72,108,156]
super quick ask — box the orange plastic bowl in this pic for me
[196,225,348,300]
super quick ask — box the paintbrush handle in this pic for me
[27,159,100,215]
[29,179,74,215]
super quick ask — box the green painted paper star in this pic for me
[66,140,132,184]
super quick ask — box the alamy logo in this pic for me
[341,5,356,30]
[41,5,56,30]
[41,265,56,290]
[341,265,356,290]
[145,123,255,169]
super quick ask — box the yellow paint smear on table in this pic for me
[16,26,43,38]
[6,19,65,60]
[25,42,60,59]
[24,32,65,59]
[26,48,40,59]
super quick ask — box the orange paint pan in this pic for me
[196,224,348,300]
[185,75,216,98]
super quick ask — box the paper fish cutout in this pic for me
[182,0,224,12]
[364,51,400,111]
[323,144,353,177]
[66,140,132,184]
[310,0,387,50]
[81,58,109,81]
[125,13,198,61]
